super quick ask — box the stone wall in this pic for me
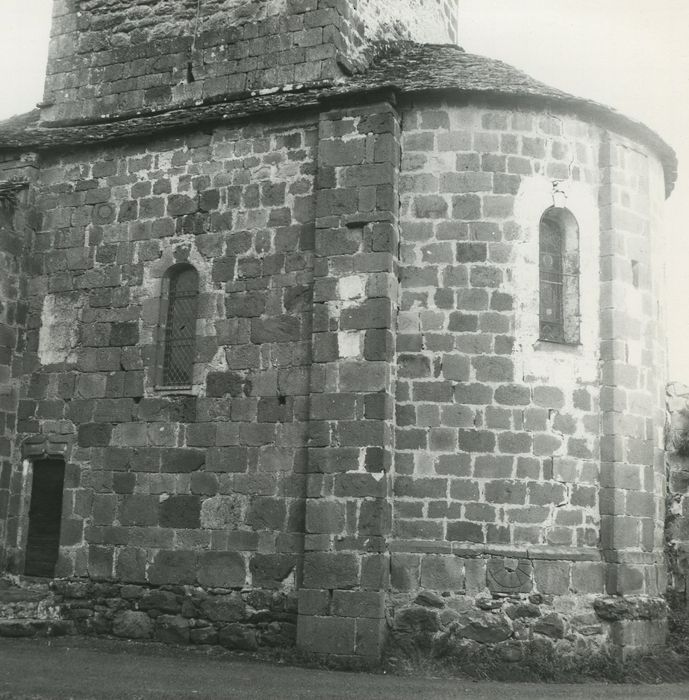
[42,0,458,124]
[395,103,602,556]
[384,101,668,659]
[0,93,671,661]
[0,156,36,570]
[666,382,689,603]
[3,115,319,608]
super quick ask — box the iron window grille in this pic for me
[539,208,580,345]
[161,266,199,386]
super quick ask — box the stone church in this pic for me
[0,0,679,663]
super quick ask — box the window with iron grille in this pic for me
[161,265,199,386]
[539,207,580,345]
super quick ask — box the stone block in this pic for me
[473,356,513,382]
[495,384,530,406]
[120,495,159,526]
[606,564,645,595]
[306,500,345,534]
[332,590,385,619]
[464,558,487,593]
[610,619,666,648]
[358,499,391,536]
[457,430,495,453]
[78,423,113,447]
[486,558,532,594]
[297,615,356,655]
[155,615,190,645]
[199,594,246,623]
[533,613,566,639]
[413,195,448,219]
[447,520,483,543]
[571,562,605,594]
[148,550,197,585]
[340,299,391,331]
[339,362,387,392]
[451,609,512,644]
[159,495,201,529]
[198,552,246,588]
[303,552,359,589]
[355,617,386,658]
[391,553,421,591]
[112,611,152,640]
[533,560,570,595]
[167,194,198,216]
[298,589,330,616]
[361,554,390,590]
[87,545,113,580]
[190,627,218,645]
[115,547,147,583]
[251,316,301,344]
[419,555,464,591]
[451,194,481,220]
[249,554,297,589]
[247,497,286,531]
[218,624,258,651]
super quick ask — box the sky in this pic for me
[1,0,688,380]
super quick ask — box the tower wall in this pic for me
[42,0,458,124]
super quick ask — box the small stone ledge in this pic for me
[601,550,663,565]
[390,540,601,562]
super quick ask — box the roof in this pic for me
[0,43,677,195]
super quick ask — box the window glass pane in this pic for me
[539,219,565,343]
[162,268,198,385]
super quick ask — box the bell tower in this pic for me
[41,0,459,124]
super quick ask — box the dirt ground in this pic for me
[1,636,689,699]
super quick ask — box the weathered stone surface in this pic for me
[198,552,246,588]
[0,620,40,638]
[533,613,565,639]
[218,624,258,651]
[155,615,190,645]
[454,610,512,644]
[112,611,153,639]
[200,496,243,529]
[0,3,671,669]
[148,551,197,585]
[139,590,181,614]
[414,590,445,608]
[200,594,246,623]
[250,555,297,589]
[486,559,533,594]
[393,606,441,649]
[190,626,218,645]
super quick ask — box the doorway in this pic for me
[24,459,65,577]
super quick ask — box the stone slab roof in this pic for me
[0,43,677,195]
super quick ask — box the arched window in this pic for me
[160,265,199,386]
[539,207,580,344]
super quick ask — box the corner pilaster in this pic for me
[297,94,400,662]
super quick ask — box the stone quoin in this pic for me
[0,0,680,665]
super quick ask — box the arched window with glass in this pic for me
[539,207,580,345]
[159,264,199,387]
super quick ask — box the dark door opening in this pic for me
[24,459,65,577]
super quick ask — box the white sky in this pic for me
[1,0,688,380]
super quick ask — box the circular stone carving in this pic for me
[92,202,116,224]
[486,558,533,594]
